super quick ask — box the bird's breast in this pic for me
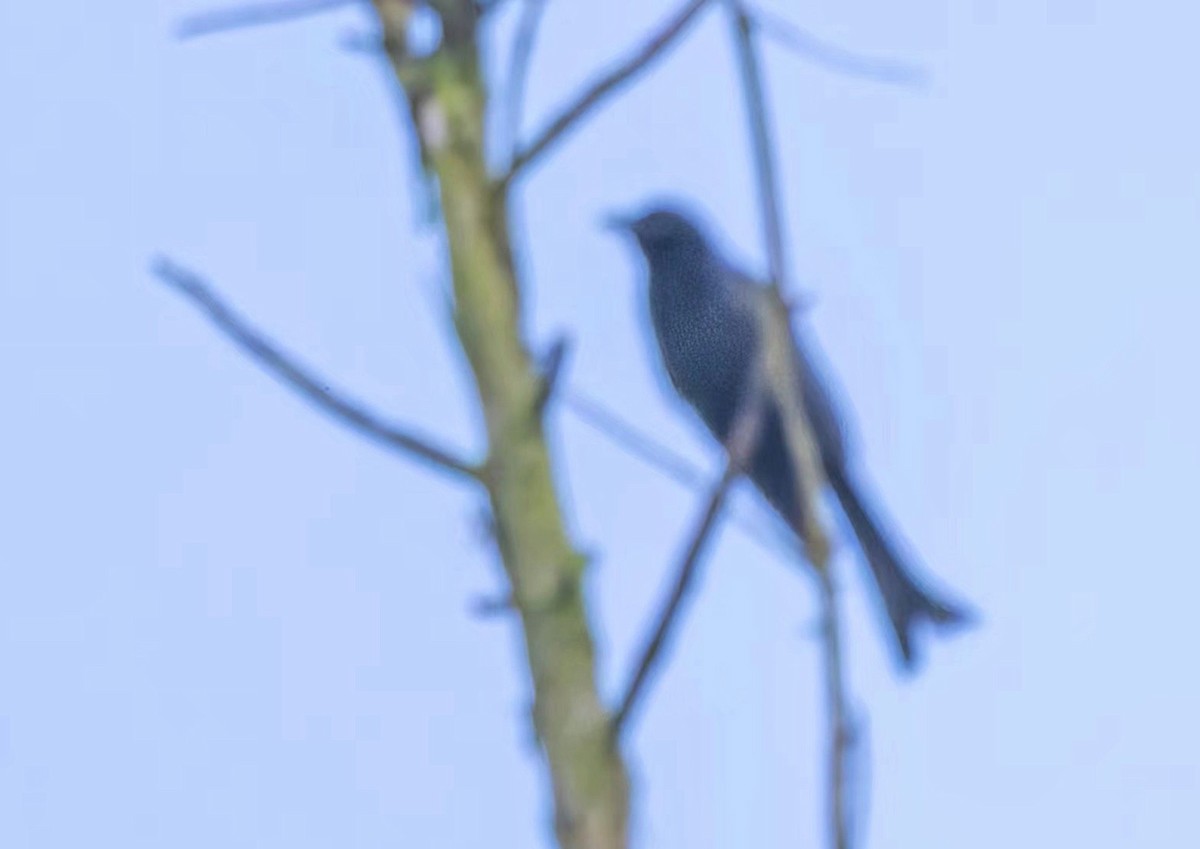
[652,290,758,439]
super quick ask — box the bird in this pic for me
[606,202,972,670]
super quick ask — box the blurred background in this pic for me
[3,1,1198,846]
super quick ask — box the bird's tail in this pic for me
[826,466,973,669]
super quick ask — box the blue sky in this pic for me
[3,1,1198,846]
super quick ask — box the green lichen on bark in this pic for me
[371,3,630,847]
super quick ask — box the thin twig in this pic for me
[611,464,737,734]
[504,0,713,182]
[728,4,787,293]
[469,592,515,618]
[845,701,869,849]
[818,568,853,849]
[533,334,570,415]
[751,5,927,87]
[565,390,800,559]
[612,372,767,737]
[176,0,358,40]
[727,0,829,545]
[725,4,854,847]
[504,0,551,165]
[152,257,479,480]
[565,391,706,490]
[475,0,512,16]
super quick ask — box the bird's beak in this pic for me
[601,212,637,234]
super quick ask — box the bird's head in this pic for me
[604,205,711,264]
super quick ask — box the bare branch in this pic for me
[612,370,768,737]
[475,0,512,15]
[470,592,515,618]
[727,1,829,535]
[611,465,736,735]
[176,0,359,40]
[566,391,706,491]
[817,568,854,849]
[152,256,479,480]
[504,0,551,164]
[751,5,928,88]
[565,390,800,558]
[844,700,869,849]
[727,3,787,294]
[725,4,853,847]
[534,334,570,415]
[504,0,714,182]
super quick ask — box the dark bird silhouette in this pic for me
[607,203,972,670]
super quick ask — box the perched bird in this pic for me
[607,203,972,670]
